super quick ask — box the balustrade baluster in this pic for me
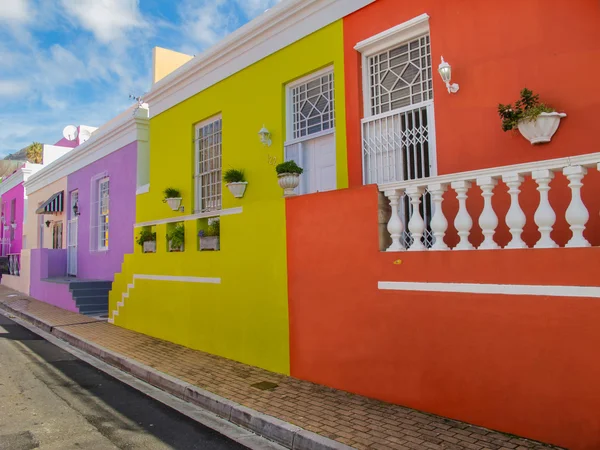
[384,189,405,251]
[451,180,474,250]
[502,173,527,249]
[476,176,500,250]
[406,186,426,251]
[532,169,558,248]
[564,165,590,247]
[428,183,449,250]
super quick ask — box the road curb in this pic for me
[0,302,354,450]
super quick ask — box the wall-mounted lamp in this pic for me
[45,220,51,228]
[10,222,16,229]
[258,125,272,147]
[438,56,459,94]
[73,202,80,216]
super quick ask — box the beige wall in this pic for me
[152,47,193,84]
[2,249,31,294]
[25,178,67,250]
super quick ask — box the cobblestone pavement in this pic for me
[0,286,563,450]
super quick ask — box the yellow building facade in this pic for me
[109,21,348,374]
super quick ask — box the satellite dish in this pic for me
[79,129,92,143]
[63,125,78,141]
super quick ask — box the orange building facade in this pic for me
[286,1,600,449]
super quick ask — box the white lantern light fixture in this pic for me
[438,56,459,94]
[258,125,272,147]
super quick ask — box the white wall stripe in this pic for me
[378,281,600,298]
[134,274,221,284]
[134,206,242,228]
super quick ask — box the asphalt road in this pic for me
[0,314,248,450]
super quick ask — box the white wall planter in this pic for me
[199,236,220,251]
[518,112,566,145]
[168,240,184,252]
[226,182,248,198]
[143,241,156,253]
[277,173,300,197]
[166,197,182,211]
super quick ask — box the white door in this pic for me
[67,191,78,276]
[300,133,336,194]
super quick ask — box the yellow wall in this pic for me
[25,178,68,250]
[152,47,194,85]
[111,21,347,374]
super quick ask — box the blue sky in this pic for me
[0,0,281,157]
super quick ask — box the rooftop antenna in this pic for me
[129,93,148,117]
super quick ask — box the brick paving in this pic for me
[0,286,562,450]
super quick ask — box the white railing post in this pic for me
[476,176,500,250]
[564,165,590,248]
[384,189,405,251]
[451,180,474,250]
[532,169,558,248]
[502,173,527,249]
[428,183,449,251]
[406,186,426,251]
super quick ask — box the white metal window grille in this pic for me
[291,72,334,140]
[368,34,432,116]
[195,117,222,213]
[91,177,109,251]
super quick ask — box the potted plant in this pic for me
[167,223,185,252]
[136,229,157,253]
[275,160,303,196]
[498,88,566,145]
[223,169,248,198]
[199,218,220,251]
[163,187,182,211]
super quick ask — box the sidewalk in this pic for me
[0,286,561,450]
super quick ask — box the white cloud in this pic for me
[0,0,29,23]
[0,80,29,98]
[60,0,146,44]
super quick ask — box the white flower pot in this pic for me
[199,236,220,251]
[277,173,300,197]
[143,241,156,253]
[168,240,184,252]
[226,182,248,198]
[518,112,566,145]
[166,197,182,211]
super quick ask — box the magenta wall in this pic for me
[66,141,136,281]
[29,248,77,312]
[1,182,25,256]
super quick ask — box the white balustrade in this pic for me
[451,180,474,250]
[564,165,590,247]
[428,183,449,250]
[384,189,405,251]
[378,151,600,252]
[476,176,499,250]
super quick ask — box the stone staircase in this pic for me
[69,280,112,317]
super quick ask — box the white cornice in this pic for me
[25,106,149,195]
[0,163,43,196]
[145,0,375,117]
[354,13,430,55]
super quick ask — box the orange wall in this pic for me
[344,0,600,186]
[287,185,600,450]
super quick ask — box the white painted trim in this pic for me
[109,274,221,322]
[134,206,242,228]
[284,127,334,147]
[25,106,149,195]
[134,274,221,284]
[136,184,150,195]
[0,163,43,195]
[354,13,430,55]
[378,281,600,298]
[145,0,375,117]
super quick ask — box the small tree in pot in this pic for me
[199,218,220,251]
[498,88,566,145]
[163,187,182,211]
[136,229,157,253]
[223,169,248,198]
[167,223,185,252]
[276,160,303,196]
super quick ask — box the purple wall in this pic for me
[29,248,77,312]
[1,182,24,256]
[66,141,136,281]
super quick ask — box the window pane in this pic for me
[291,72,335,140]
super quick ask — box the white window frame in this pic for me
[97,177,109,251]
[90,173,109,253]
[194,114,222,214]
[284,66,335,148]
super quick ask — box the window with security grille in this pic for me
[90,176,109,251]
[291,72,334,140]
[195,116,222,213]
[368,34,432,116]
